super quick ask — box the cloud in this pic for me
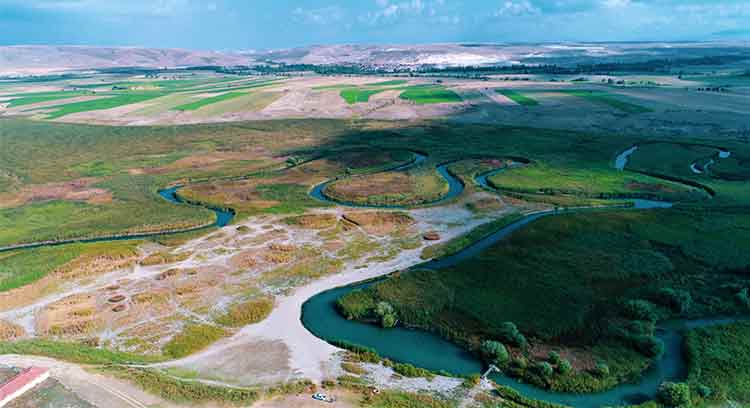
[492,0,540,17]
[292,5,345,25]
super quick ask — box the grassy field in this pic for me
[0,241,139,292]
[562,90,651,113]
[399,85,463,104]
[340,88,386,104]
[5,91,91,107]
[174,92,247,111]
[45,92,167,118]
[686,322,750,404]
[497,89,539,106]
[338,207,750,392]
[486,161,704,203]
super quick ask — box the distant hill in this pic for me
[0,45,252,75]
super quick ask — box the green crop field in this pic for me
[340,88,385,104]
[399,85,463,104]
[44,92,167,118]
[5,91,90,107]
[562,90,652,113]
[497,89,539,106]
[174,92,247,111]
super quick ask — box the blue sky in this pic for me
[1,0,749,49]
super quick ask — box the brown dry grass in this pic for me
[342,211,414,235]
[0,177,112,209]
[139,251,192,266]
[285,213,338,229]
[35,293,101,337]
[0,319,25,340]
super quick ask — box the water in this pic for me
[615,146,638,170]
[158,186,234,227]
[719,150,731,159]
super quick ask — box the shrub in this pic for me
[593,362,610,377]
[512,355,528,369]
[623,299,658,322]
[162,324,227,358]
[557,359,572,375]
[736,288,750,308]
[481,340,509,364]
[336,289,376,320]
[375,301,398,328]
[497,322,527,348]
[215,297,274,327]
[657,382,691,407]
[392,362,435,379]
[656,288,692,314]
[548,351,561,365]
[535,362,554,377]
[695,384,712,398]
[634,335,664,358]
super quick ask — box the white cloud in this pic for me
[493,0,541,17]
[292,5,345,25]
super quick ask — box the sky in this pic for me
[1,0,749,50]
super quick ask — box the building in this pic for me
[0,367,50,407]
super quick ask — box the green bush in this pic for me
[548,351,561,365]
[623,299,658,322]
[558,359,572,375]
[481,340,509,364]
[657,382,691,407]
[535,362,554,377]
[655,288,692,314]
[375,301,398,328]
[497,322,527,348]
[634,335,664,358]
[695,384,712,398]
[336,289,376,320]
[392,362,435,379]
[593,362,610,377]
[162,324,228,358]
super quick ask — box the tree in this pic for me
[480,340,509,365]
[497,322,527,348]
[593,362,610,377]
[375,302,397,328]
[558,359,572,375]
[623,299,658,322]
[535,362,554,377]
[657,382,691,407]
[548,351,561,365]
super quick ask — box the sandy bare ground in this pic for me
[479,88,518,106]
[154,199,518,384]
[0,355,177,408]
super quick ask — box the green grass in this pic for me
[399,85,462,104]
[486,161,703,203]
[367,80,408,86]
[686,322,750,403]
[362,390,454,408]
[338,207,750,392]
[162,323,228,358]
[420,213,523,260]
[174,92,247,111]
[0,339,164,364]
[340,88,385,104]
[45,92,167,119]
[104,366,259,405]
[0,241,139,292]
[6,92,89,107]
[562,90,651,114]
[497,89,539,106]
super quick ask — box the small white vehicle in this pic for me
[312,392,328,402]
